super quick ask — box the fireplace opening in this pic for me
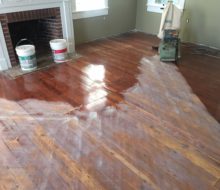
[0,8,63,67]
[9,17,62,61]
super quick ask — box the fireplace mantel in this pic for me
[0,0,75,71]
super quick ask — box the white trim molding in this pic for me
[73,8,108,20]
[0,0,75,71]
[0,22,11,70]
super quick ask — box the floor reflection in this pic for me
[84,64,106,82]
[82,64,108,106]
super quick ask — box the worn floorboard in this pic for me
[0,32,220,190]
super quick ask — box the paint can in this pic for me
[15,39,37,71]
[49,39,68,63]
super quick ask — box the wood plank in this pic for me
[0,32,219,189]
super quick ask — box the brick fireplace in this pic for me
[0,8,63,66]
[0,0,75,71]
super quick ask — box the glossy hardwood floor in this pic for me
[0,32,220,190]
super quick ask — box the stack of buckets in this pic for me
[16,38,68,71]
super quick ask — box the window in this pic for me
[73,0,108,19]
[147,0,185,13]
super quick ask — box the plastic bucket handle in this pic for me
[16,38,34,48]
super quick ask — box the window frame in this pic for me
[147,0,185,13]
[72,0,109,20]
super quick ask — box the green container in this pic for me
[159,40,178,62]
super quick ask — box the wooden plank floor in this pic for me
[179,44,220,123]
[0,32,220,190]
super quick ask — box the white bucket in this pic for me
[50,39,68,63]
[16,40,37,71]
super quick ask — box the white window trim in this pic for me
[72,0,109,20]
[147,0,185,13]
[73,8,108,20]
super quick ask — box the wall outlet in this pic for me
[186,19,190,23]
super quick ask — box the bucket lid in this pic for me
[50,39,67,44]
[50,39,67,50]
[16,45,35,53]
